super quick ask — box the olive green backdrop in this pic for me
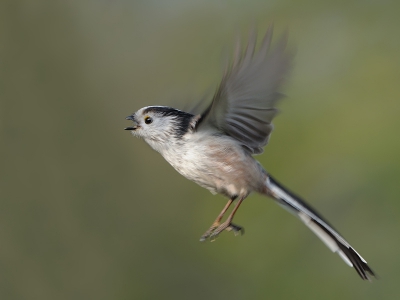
[2,1,399,299]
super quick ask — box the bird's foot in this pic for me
[199,221,244,242]
[200,222,219,242]
[210,222,244,239]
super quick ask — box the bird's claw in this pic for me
[200,222,244,241]
[226,223,244,236]
[199,222,219,242]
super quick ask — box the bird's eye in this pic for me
[144,116,153,124]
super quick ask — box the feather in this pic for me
[196,25,292,154]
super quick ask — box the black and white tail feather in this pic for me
[266,175,375,280]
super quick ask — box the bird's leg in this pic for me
[200,198,234,241]
[209,197,244,239]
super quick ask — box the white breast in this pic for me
[147,131,265,198]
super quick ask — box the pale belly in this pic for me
[164,139,267,198]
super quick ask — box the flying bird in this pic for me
[125,26,375,280]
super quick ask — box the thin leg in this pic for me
[199,198,234,241]
[213,198,235,224]
[210,197,244,239]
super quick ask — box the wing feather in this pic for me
[197,25,292,154]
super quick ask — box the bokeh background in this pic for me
[2,1,400,299]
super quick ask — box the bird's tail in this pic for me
[265,174,376,280]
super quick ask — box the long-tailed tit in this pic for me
[125,26,375,280]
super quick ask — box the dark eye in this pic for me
[144,116,153,124]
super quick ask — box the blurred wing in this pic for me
[196,25,292,154]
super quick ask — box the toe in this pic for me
[200,223,220,241]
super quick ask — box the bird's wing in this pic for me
[195,25,292,154]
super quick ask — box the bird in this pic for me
[125,25,376,280]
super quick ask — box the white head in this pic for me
[125,106,196,150]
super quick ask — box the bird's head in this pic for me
[125,106,197,146]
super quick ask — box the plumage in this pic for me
[125,25,376,281]
[197,26,291,154]
[267,175,375,280]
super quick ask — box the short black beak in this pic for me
[125,115,138,131]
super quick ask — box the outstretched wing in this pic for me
[196,25,292,154]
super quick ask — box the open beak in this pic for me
[125,115,139,131]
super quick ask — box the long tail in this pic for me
[265,174,376,280]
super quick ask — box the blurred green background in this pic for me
[2,0,400,299]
